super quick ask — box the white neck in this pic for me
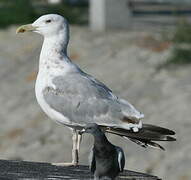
[39,28,70,67]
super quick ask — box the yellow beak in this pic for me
[16,24,37,34]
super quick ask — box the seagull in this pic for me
[80,123,125,180]
[16,14,176,166]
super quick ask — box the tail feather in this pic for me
[100,123,176,150]
[143,124,175,135]
[127,137,165,150]
[146,141,165,150]
[103,126,176,141]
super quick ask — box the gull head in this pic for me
[16,14,69,38]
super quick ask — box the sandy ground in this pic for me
[0,25,190,180]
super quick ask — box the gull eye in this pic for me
[45,19,52,23]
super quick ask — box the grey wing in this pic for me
[83,72,144,121]
[83,72,114,96]
[89,147,96,173]
[116,146,125,172]
[43,71,143,127]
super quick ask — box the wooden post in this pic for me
[90,0,132,31]
[0,159,161,179]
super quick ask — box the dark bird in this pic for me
[80,123,125,180]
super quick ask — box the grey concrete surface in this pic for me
[0,26,190,180]
[0,160,160,180]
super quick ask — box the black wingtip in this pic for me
[166,136,176,141]
[143,124,176,135]
[145,141,166,151]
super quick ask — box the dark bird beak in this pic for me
[79,128,86,135]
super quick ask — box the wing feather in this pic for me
[89,147,96,173]
[43,72,142,127]
[116,147,125,172]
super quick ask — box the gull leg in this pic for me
[77,133,82,153]
[75,133,82,164]
[52,129,78,166]
[72,129,78,165]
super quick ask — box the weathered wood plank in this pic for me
[0,159,161,180]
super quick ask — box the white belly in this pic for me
[35,72,71,125]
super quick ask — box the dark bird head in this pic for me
[79,123,103,136]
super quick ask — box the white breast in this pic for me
[35,64,71,125]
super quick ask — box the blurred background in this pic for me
[0,0,191,180]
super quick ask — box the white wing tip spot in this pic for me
[132,127,139,132]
